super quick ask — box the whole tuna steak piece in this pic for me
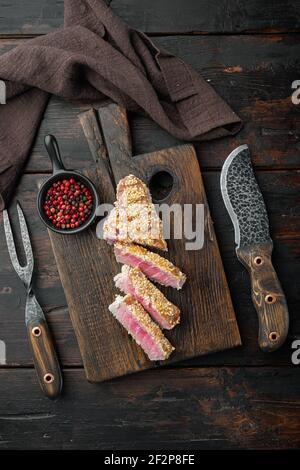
[103,175,167,251]
[108,294,174,361]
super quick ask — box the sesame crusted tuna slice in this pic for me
[109,294,174,361]
[103,175,167,251]
[114,243,186,290]
[103,206,118,245]
[114,266,180,330]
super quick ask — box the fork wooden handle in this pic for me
[26,294,62,399]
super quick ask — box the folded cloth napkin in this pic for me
[0,0,242,210]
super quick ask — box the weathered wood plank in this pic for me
[0,34,299,171]
[0,240,298,368]
[0,367,299,449]
[46,129,241,383]
[0,0,300,36]
[0,171,298,367]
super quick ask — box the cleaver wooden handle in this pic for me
[237,241,289,352]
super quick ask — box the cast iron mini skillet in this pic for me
[37,135,99,234]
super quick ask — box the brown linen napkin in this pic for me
[0,0,242,210]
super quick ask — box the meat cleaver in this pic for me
[220,144,289,352]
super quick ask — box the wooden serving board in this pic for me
[48,104,241,382]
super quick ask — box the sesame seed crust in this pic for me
[121,265,180,328]
[112,294,174,359]
[111,175,167,251]
[115,242,186,287]
[117,174,151,206]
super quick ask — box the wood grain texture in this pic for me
[98,105,137,181]
[44,104,241,382]
[0,171,298,367]
[0,34,299,172]
[237,242,289,352]
[47,167,151,383]
[0,0,299,35]
[0,0,299,450]
[0,367,299,449]
[78,108,115,199]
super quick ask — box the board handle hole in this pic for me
[149,171,174,202]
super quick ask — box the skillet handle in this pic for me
[45,135,65,173]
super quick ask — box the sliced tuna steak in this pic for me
[103,206,118,245]
[114,266,180,329]
[109,294,174,361]
[103,175,167,251]
[114,243,186,290]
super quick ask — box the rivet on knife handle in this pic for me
[26,293,62,399]
[236,242,289,352]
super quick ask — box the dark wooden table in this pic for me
[0,0,299,450]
